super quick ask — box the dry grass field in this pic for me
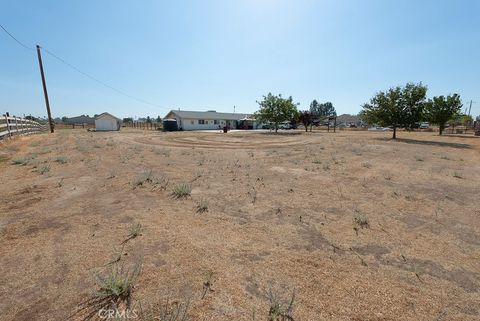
[0,129,479,321]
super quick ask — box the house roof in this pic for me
[166,110,252,121]
[63,115,95,125]
[336,114,361,123]
[95,112,121,121]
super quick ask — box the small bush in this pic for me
[95,261,141,305]
[173,183,192,198]
[12,154,36,166]
[354,211,369,229]
[453,171,464,179]
[133,170,169,189]
[38,164,51,175]
[55,156,67,164]
[12,158,29,166]
[196,199,209,213]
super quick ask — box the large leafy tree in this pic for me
[360,83,427,139]
[424,94,462,135]
[255,93,299,133]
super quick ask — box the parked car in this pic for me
[261,123,272,129]
[419,122,429,129]
[368,126,392,132]
[279,122,293,129]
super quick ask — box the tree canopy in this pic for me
[424,94,462,135]
[254,93,299,133]
[310,101,336,120]
[360,82,427,139]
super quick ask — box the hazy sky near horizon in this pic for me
[1,0,479,119]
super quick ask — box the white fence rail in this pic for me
[0,115,48,140]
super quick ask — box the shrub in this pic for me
[196,199,209,213]
[95,261,141,305]
[12,158,29,166]
[133,170,169,189]
[173,183,192,198]
[354,211,370,229]
[38,164,51,174]
[55,156,67,164]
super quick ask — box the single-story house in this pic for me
[164,110,258,130]
[62,115,95,125]
[95,112,121,131]
[336,114,365,128]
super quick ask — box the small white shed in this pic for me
[95,112,121,131]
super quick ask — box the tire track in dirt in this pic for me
[115,132,318,150]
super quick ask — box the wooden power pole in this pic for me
[36,45,54,133]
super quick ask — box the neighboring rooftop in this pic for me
[166,110,252,120]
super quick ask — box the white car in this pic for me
[279,122,293,129]
[419,122,429,129]
[368,126,392,132]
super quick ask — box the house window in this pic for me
[214,120,219,125]
[191,120,194,125]
[198,119,205,124]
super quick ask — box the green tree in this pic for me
[310,101,336,121]
[156,116,162,123]
[361,83,427,139]
[254,93,299,133]
[123,117,133,123]
[402,83,428,130]
[146,116,152,123]
[424,94,462,135]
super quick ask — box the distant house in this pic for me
[336,114,364,128]
[164,110,256,130]
[95,113,121,131]
[62,115,95,125]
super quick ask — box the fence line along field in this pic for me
[0,129,479,320]
[0,115,47,140]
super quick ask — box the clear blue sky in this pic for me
[1,0,479,119]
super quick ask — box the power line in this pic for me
[40,46,170,110]
[1,23,170,111]
[0,24,34,50]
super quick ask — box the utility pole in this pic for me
[468,100,473,116]
[36,45,54,133]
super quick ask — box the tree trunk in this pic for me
[439,124,444,135]
[392,127,397,139]
[275,126,278,133]
[305,125,308,132]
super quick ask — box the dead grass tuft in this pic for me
[267,287,296,321]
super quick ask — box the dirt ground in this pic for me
[0,129,479,321]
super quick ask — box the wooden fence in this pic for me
[123,122,162,131]
[55,123,95,130]
[0,115,48,140]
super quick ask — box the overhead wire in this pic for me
[1,23,170,110]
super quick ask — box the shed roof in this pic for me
[95,112,121,121]
[166,110,251,121]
